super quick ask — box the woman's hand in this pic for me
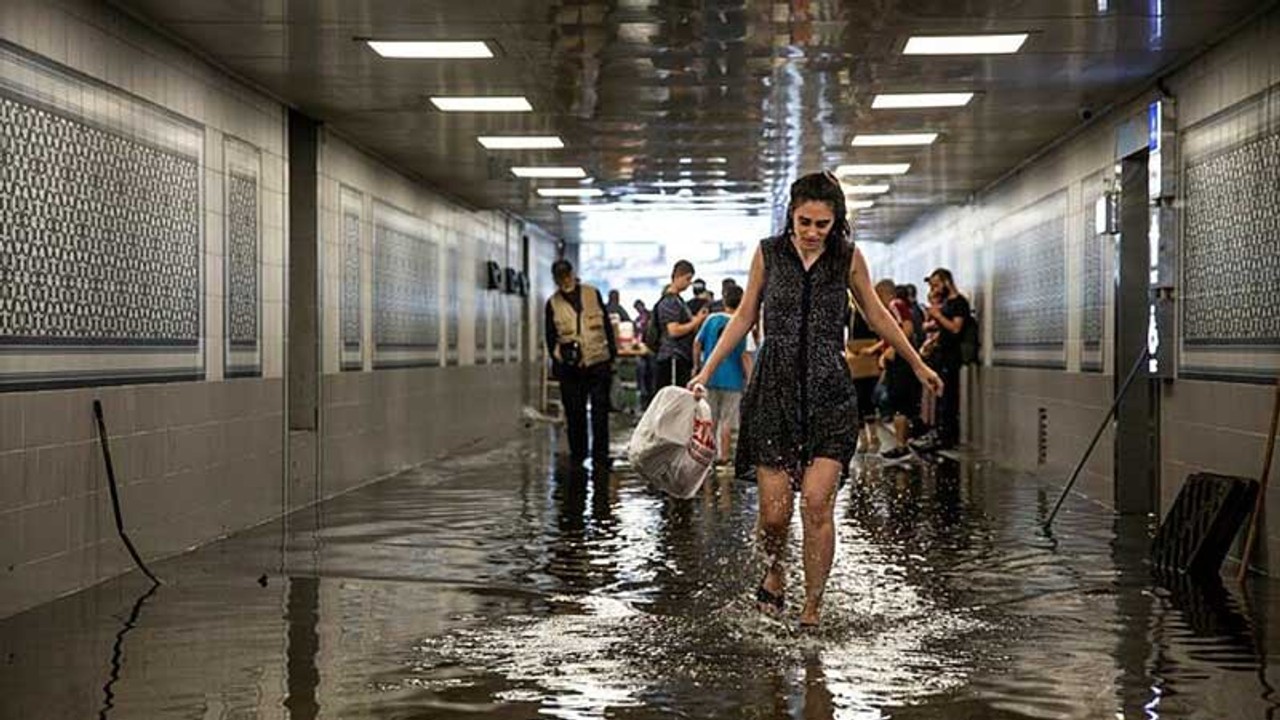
[914,363,944,397]
[687,372,710,397]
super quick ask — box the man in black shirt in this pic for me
[545,259,617,471]
[913,268,971,452]
[654,260,709,391]
[686,278,712,316]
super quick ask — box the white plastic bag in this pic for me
[627,386,716,498]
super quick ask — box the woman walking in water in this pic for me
[689,172,942,627]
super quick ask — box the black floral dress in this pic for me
[735,235,859,487]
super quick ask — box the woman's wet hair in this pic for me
[784,171,853,281]
[784,172,851,248]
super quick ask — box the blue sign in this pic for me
[1148,101,1161,151]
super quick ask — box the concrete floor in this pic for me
[1,424,1277,719]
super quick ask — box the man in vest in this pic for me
[545,259,617,472]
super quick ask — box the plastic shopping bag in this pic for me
[627,386,716,498]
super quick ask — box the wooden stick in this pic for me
[1237,376,1280,583]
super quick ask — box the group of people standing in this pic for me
[849,268,973,464]
[545,171,961,627]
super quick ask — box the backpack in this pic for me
[642,294,667,353]
[960,312,980,365]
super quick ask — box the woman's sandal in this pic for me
[755,583,785,615]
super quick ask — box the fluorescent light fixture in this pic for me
[366,41,494,59]
[707,157,728,164]
[843,183,891,195]
[511,166,586,179]
[848,200,875,210]
[903,34,1028,55]
[560,202,762,213]
[537,187,604,198]
[835,163,910,176]
[430,96,531,112]
[851,133,938,147]
[872,92,973,109]
[478,136,564,150]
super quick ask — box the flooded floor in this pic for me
[2,424,1278,719]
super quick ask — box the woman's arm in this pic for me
[849,248,942,396]
[690,246,764,387]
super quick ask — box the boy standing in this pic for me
[693,285,752,465]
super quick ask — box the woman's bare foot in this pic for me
[798,604,821,627]
[756,571,785,615]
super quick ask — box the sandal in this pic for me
[755,582,785,615]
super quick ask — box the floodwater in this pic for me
[1,425,1277,720]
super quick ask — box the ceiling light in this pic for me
[835,163,910,176]
[478,136,564,150]
[843,183,891,195]
[707,157,728,164]
[430,96,532,112]
[848,200,875,210]
[851,133,938,147]
[559,204,616,213]
[511,166,586,179]
[366,41,494,59]
[872,93,974,109]
[903,34,1028,55]
[537,187,604,198]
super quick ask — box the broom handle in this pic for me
[1238,376,1280,583]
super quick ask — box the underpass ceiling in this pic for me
[107,0,1266,243]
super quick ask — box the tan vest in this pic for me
[550,283,611,368]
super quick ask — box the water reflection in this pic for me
[98,583,158,720]
[284,577,320,720]
[0,429,1277,719]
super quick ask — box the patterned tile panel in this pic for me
[373,201,438,368]
[446,246,459,358]
[339,186,363,370]
[991,191,1067,367]
[508,295,521,361]
[1080,185,1106,352]
[224,137,261,377]
[0,44,204,388]
[476,260,490,364]
[0,95,201,344]
[1182,132,1280,346]
[227,173,258,345]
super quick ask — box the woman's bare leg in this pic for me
[756,466,794,600]
[798,458,841,625]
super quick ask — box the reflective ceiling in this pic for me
[108,0,1266,243]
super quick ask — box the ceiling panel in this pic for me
[107,0,1267,243]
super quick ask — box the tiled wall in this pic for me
[0,0,553,617]
[883,8,1280,571]
[318,134,553,496]
[0,0,288,618]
